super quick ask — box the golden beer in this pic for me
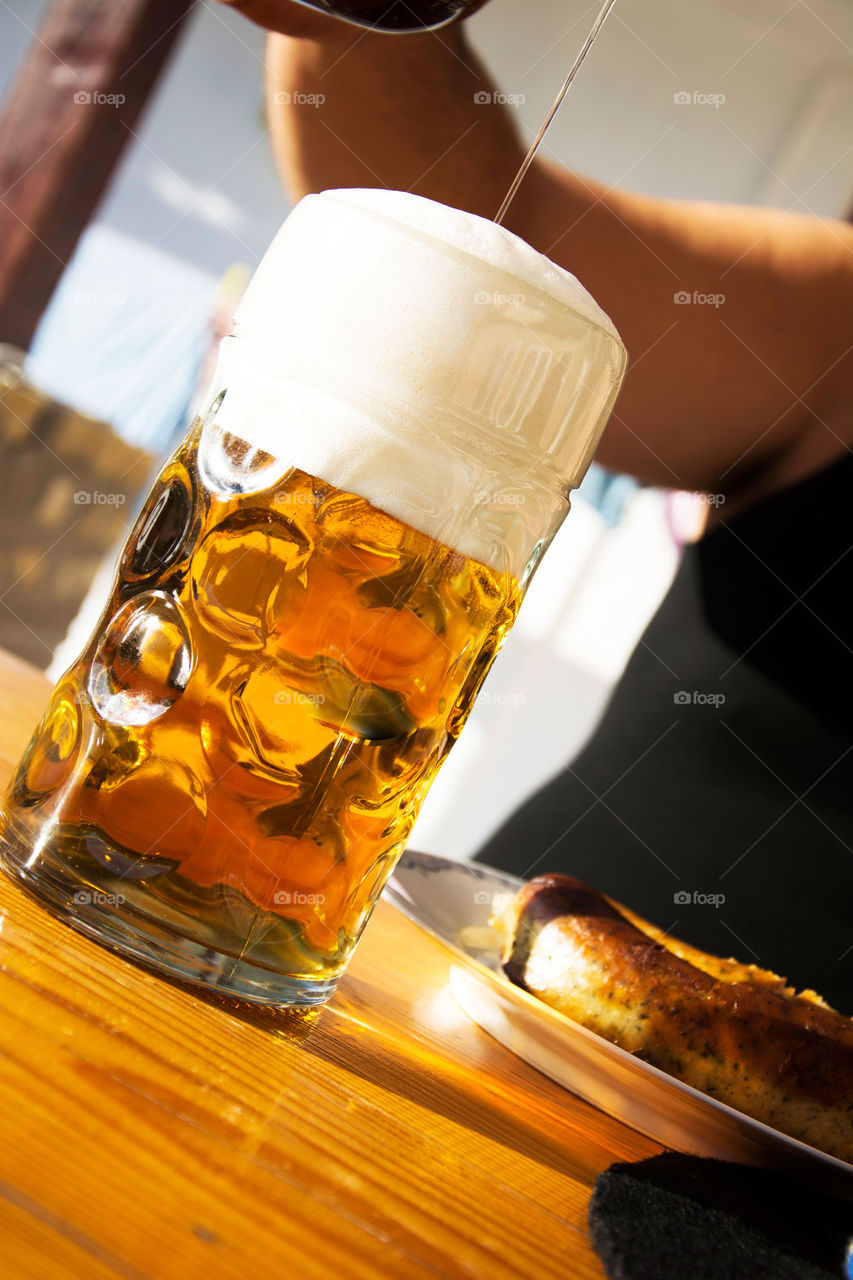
[0,422,518,997]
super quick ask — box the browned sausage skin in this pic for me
[498,874,853,1163]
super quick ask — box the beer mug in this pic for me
[0,190,625,1004]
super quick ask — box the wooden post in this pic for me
[0,0,196,350]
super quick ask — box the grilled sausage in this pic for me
[498,874,853,1163]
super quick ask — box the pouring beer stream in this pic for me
[495,0,617,225]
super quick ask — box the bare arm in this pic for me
[521,164,853,497]
[265,23,525,221]
[227,5,853,499]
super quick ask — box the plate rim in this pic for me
[386,848,853,1177]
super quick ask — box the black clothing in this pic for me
[475,456,853,1011]
[588,1154,853,1279]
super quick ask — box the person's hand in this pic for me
[213,0,354,40]
[214,0,491,39]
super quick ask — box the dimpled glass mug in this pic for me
[0,190,625,1004]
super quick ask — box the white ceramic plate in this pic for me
[386,850,853,1199]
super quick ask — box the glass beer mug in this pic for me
[0,190,625,1004]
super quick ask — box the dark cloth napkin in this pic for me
[588,1153,853,1280]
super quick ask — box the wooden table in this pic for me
[0,647,661,1280]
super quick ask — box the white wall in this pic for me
[472,0,853,215]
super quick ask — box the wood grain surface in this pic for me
[0,647,661,1279]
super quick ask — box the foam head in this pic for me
[203,189,627,572]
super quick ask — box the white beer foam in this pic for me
[203,343,524,570]
[208,190,626,572]
[326,188,620,342]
